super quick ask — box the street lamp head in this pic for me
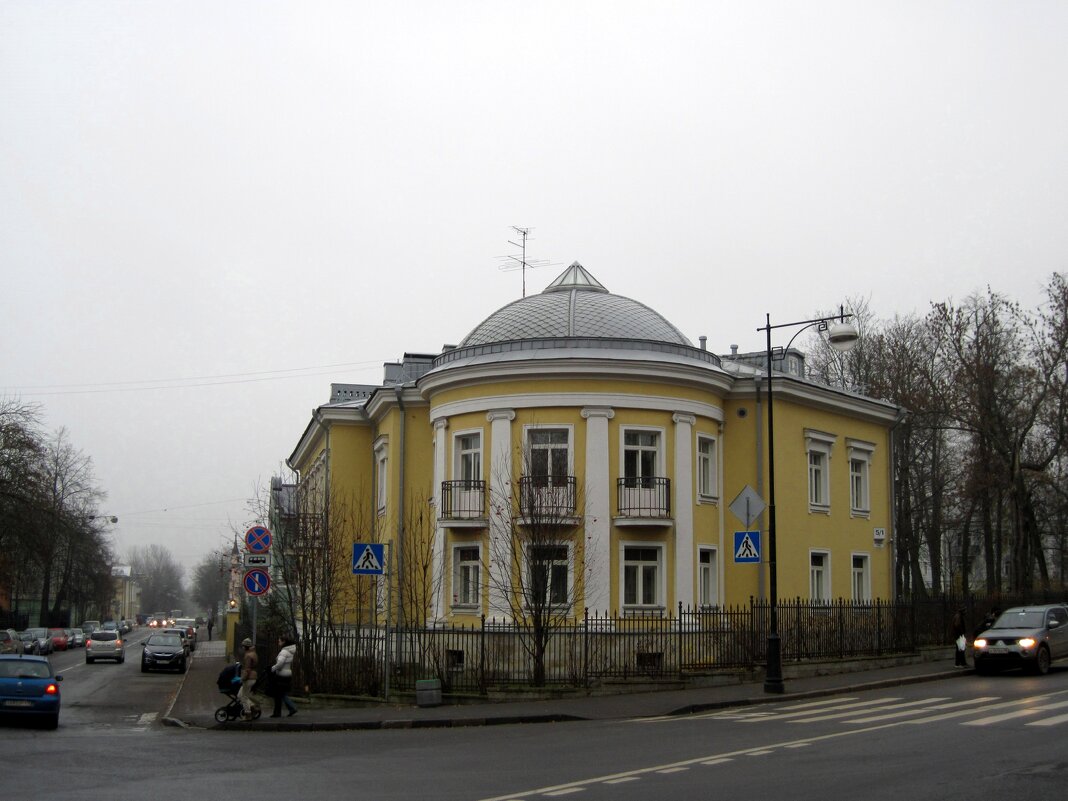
[826,320,859,352]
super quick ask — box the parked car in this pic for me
[141,633,187,674]
[101,621,119,632]
[47,628,69,651]
[0,654,62,729]
[85,630,125,664]
[18,631,39,655]
[25,629,53,656]
[0,629,24,655]
[973,603,1068,675]
[80,620,100,637]
[67,628,86,648]
[161,628,191,655]
[174,619,198,651]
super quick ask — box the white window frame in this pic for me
[698,546,719,608]
[374,436,389,514]
[810,549,831,603]
[453,429,482,482]
[452,543,481,611]
[851,552,871,602]
[524,424,574,483]
[696,434,718,501]
[805,430,837,513]
[525,542,572,610]
[847,439,875,517]
[620,426,663,485]
[620,542,665,611]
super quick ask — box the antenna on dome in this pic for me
[497,227,561,297]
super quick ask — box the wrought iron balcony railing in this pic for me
[616,476,671,518]
[518,475,577,518]
[440,479,486,520]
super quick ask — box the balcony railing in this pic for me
[440,480,486,520]
[616,476,671,518]
[518,475,577,518]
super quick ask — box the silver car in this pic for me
[973,604,1068,675]
[85,629,125,664]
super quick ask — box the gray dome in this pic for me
[459,263,693,347]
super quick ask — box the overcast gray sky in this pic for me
[2,2,1066,577]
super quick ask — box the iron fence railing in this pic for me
[278,591,1067,697]
[616,476,671,518]
[439,479,486,520]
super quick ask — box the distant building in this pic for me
[286,263,899,624]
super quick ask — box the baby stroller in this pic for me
[215,661,261,722]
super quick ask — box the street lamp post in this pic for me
[758,308,858,694]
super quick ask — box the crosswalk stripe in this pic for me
[742,697,903,722]
[902,692,1068,725]
[1027,711,1068,727]
[964,698,1068,726]
[849,696,999,724]
[789,697,949,724]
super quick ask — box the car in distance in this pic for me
[18,631,39,655]
[0,630,25,655]
[85,630,125,664]
[0,654,62,729]
[80,620,100,637]
[67,628,86,648]
[25,628,53,656]
[973,603,1068,675]
[48,628,69,651]
[161,628,191,655]
[141,633,187,673]
[174,619,198,651]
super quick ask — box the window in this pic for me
[623,545,662,608]
[805,430,836,512]
[374,438,389,513]
[528,544,569,607]
[697,435,717,499]
[453,546,481,608]
[698,547,718,607]
[851,554,870,602]
[847,440,875,515]
[456,432,481,484]
[810,551,830,602]
[623,430,659,487]
[529,428,570,486]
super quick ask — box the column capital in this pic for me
[486,409,516,423]
[672,412,697,426]
[581,406,615,420]
[432,417,449,431]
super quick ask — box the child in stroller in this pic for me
[215,661,261,722]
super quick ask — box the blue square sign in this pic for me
[734,531,761,563]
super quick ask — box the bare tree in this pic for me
[129,544,185,614]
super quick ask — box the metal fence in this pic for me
[277,590,1068,698]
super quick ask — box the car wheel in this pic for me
[1033,645,1051,675]
[179,659,187,674]
[86,657,93,664]
[44,713,59,730]
[119,655,125,664]
[141,663,149,673]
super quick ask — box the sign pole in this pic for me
[383,543,392,702]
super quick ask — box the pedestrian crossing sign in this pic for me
[734,531,761,563]
[352,542,386,575]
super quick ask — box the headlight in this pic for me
[974,638,988,649]
[1019,638,1036,649]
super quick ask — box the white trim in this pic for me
[696,433,719,502]
[523,423,575,477]
[451,542,482,613]
[524,541,574,611]
[582,407,613,614]
[698,546,719,608]
[805,430,835,513]
[433,392,724,425]
[619,541,666,611]
[851,551,871,602]
[809,549,831,602]
[618,425,665,481]
[452,428,483,482]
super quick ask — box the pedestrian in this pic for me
[268,634,298,718]
[951,605,968,667]
[207,617,214,642]
[238,637,259,719]
[974,606,999,640]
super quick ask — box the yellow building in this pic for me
[287,264,899,625]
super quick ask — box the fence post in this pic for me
[479,614,486,695]
[583,608,589,691]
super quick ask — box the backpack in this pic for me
[217,661,241,691]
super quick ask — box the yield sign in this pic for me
[245,525,272,553]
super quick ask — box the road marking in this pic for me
[1027,711,1068,727]
[545,789,584,796]
[657,767,689,774]
[902,691,1068,726]
[603,777,640,784]
[849,696,998,724]
[701,758,733,766]
[963,698,1068,726]
[788,697,949,723]
[741,697,903,723]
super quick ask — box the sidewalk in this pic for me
[165,640,971,732]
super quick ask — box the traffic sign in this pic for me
[243,568,271,596]
[734,531,761,563]
[245,525,272,553]
[729,486,766,529]
[243,553,271,568]
[352,543,386,575]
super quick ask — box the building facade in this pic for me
[287,264,899,625]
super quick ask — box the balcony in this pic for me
[440,480,487,525]
[616,476,671,522]
[518,475,577,521]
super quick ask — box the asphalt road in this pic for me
[4,647,1067,801]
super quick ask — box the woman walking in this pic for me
[269,635,298,717]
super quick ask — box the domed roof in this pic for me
[459,263,693,347]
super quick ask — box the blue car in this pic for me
[0,655,62,729]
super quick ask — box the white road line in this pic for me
[789,697,949,724]
[1027,711,1068,727]
[741,697,903,722]
[603,777,640,784]
[545,789,584,796]
[963,698,1068,726]
[849,696,999,724]
[901,692,1068,726]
